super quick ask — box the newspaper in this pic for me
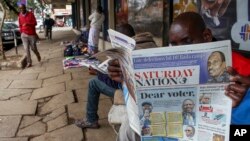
[94,29,232,141]
[90,58,112,74]
[63,57,110,74]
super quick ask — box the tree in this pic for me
[0,0,45,17]
[0,2,6,60]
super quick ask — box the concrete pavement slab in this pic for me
[39,91,74,115]
[46,52,63,60]
[0,89,32,100]
[75,89,88,102]
[9,80,42,89]
[8,73,39,80]
[20,116,42,129]
[17,121,46,137]
[20,66,46,74]
[0,73,38,80]
[0,80,12,89]
[30,83,65,100]
[66,79,88,90]
[97,99,113,120]
[75,88,112,103]
[71,70,93,80]
[38,69,63,80]
[30,124,83,141]
[48,56,65,63]
[0,137,28,141]
[45,64,64,73]
[64,67,85,73]
[0,116,22,137]
[42,107,66,122]
[42,74,71,87]
[68,102,85,120]
[85,118,116,141]
[0,70,22,77]
[47,113,68,132]
[10,93,32,101]
[0,100,37,115]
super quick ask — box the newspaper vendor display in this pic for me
[94,29,232,141]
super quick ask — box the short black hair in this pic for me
[142,102,152,106]
[97,6,103,13]
[173,12,206,34]
[116,23,135,37]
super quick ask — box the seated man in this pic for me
[108,12,250,141]
[74,23,136,129]
[74,23,157,129]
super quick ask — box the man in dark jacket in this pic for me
[44,15,54,40]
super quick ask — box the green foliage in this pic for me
[0,0,44,14]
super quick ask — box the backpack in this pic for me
[49,19,55,27]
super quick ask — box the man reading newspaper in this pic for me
[107,12,250,141]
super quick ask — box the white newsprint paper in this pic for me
[95,29,232,141]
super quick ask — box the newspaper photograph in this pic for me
[132,40,232,141]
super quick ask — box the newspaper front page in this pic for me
[94,29,232,141]
[133,41,232,141]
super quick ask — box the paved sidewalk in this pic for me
[0,27,116,141]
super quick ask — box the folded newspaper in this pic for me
[94,29,232,141]
[62,57,109,74]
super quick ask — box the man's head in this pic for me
[182,99,195,113]
[97,6,103,13]
[200,93,211,104]
[207,51,226,78]
[169,12,213,46]
[185,125,195,138]
[116,23,135,37]
[19,4,27,14]
[142,125,151,136]
[142,102,153,113]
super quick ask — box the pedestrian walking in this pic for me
[44,14,55,40]
[18,4,41,68]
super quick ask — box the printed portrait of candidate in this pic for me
[140,102,153,127]
[184,125,195,139]
[199,93,212,104]
[207,51,229,83]
[182,99,196,125]
[141,125,151,136]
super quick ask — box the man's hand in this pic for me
[107,59,123,82]
[225,66,250,108]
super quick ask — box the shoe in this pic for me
[26,63,32,68]
[37,55,41,62]
[74,119,100,129]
